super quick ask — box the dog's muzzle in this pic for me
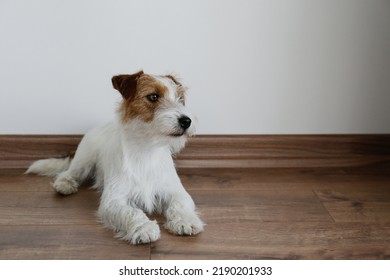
[178,116,192,130]
[170,116,192,137]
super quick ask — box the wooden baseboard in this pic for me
[1,135,390,169]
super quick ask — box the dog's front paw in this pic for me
[118,220,161,245]
[165,214,204,236]
[52,174,78,195]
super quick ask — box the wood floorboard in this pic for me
[321,201,390,223]
[189,189,333,223]
[0,165,389,260]
[0,173,54,192]
[0,225,150,260]
[315,185,390,202]
[151,222,390,260]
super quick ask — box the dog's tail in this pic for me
[25,157,72,177]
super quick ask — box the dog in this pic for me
[26,70,204,244]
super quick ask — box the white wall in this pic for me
[1,0,389,134]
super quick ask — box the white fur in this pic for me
[26,157,71,177]
[26,74,204,244]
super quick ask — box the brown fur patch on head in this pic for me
[113,71,189,123]
[118,74,170,123]
[112,70,144,100]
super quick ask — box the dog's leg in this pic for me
[53,136,97,195]
[97,190,160,244]
[163,189,204,236]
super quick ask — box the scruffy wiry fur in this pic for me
[26,70,204,244]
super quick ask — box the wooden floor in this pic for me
[0,164,389,260]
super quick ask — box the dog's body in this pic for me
[26,71,204,244]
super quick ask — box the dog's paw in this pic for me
[132,220,161,244]
[52,175,78,195]
[165,214,204,236]
[118,220,161,245]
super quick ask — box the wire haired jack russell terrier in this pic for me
[26,70,204,244]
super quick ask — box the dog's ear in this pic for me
[112,70,144,100]
[166,74,182,86]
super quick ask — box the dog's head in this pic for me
[112,70,195,152]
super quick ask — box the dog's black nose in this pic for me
[178,116,192,130]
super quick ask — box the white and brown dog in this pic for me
[26,70,204,244]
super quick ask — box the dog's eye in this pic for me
[147,94,160,103]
